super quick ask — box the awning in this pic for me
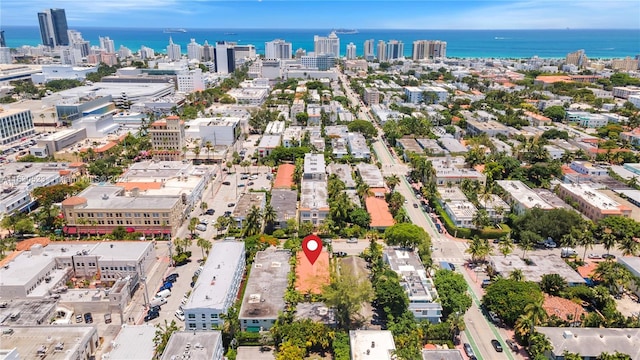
[64,226,78,234]
[126,227,136,233]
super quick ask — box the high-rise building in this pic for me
[0,31,6,47]
[118,46,132,59]
[363,39,374,60]
[566,50,588,68]
[412,40,447,60]
[38,8,69,47]
[166,37,182,61]
[0,109,36,145]
[139,46,155,60]
[99,36,115,54]
[385,40,404,61]
[67,30,90,57]
[376,40,386,62]
[187,38,203,60]
[611,57,639,72]
[214,41,235,74]
[346,43,356,60]
[0,48,11,64]
[295,48,306,58]
[265,39,292,59]
[202,41,214,62]
[314,32,340,56]
[233,44,256,60]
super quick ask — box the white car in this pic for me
[175,310,185,321]
[588,253,602,259]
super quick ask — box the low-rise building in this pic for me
[524,111,552,126]
[2,325,98,360]
[327,163,356,189]
[384,248,442,322]
[0,108,36,145]
[257,135,281,157]
[349,330,396,360]
[438,137,468,154]
[430,157,486,186]
[295,302,337,327]
[443,200,477,228]
[536,327,640,360]
[557,183,631,221]
[417,138,445,155]
[355,162,385,188]
[569,160,609,176]
[421,349,464,360]
[307,104,322,126]
[466,119,511,137]
[184,117,241,146]
[239,248,291,332]
[397,138,424,161]
[264,120,286,135]
[618,257,640,298]
[270,189,298,228]
[233,192,267,228]
[149,116,185,160]
[108,324,157,360]
[303,153,326,180]
[299,179,329,225]
[491,254,585,286]
[282,126,303,148]
[227,88,268,105]
[496,180,554,215]
[160,331,224,360]
[478,194,510,223]
[363,87,380,105]
[438,187,468,202]
[184,241,245,331]
[347,132,371,160]
[31,128,87,157]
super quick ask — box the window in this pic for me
[188,323,196,329]
[252,320,260,324]
[188,314,195,319]
[211,314,218,319]
[201,314,206,319]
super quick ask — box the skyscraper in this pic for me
[0,31,5,48]
[265,39,292,59]
[203,41,214,62]
[363,39,374,60]
[376,40,386,62]
[187,38,203,60]
[346,43,356,60]
[314,32,340,57]
[68,30,90,57]
[385,40,404,61]
[566,49,588,68]
[412,40,447,60]
[214,41,235,74]
[99,36,116,54]
[38,8,69,47]
[166,37,182,61]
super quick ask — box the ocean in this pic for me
[2,27,639,59]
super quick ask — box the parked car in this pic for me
[561,247,578,258]
[227,203,235,207]
[347,238,358,243]
[237,183,245,188]
[149,305,161,313]
[505,339,519,352]
[333,251,347,258]
[413,203,419,208]
[448,262,456,271]
[104,313,112,324]
[587,253,602,259]
[491,339,503,352]
[75,314,83,323]
[205,209,215,215]
[463,343,475,358]
[224,211,232,217]
[155,289,171,299]
[222,181,231,185]
[602,254,616,260]
[488,311,501,324]
[175,310,185,321]
[196,224,207,232]
[144,311,159,322]
[247,181,254,186]
[84,313,93,324]
[1,328,14,335]
[240,175,248,180]
[165,274,179,283]
[200,219,208,225]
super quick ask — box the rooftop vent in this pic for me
[563,330,573,339]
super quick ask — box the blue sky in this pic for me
[2,0,639,29]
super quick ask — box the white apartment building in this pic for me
[184,117,241,146]
[347,132,371,160]
[346,42,356,59]
[265,39,292,59]
[363,87,380,105]
[363,39,375,60]
[300,179,329,225]
[227,88,268,105]
[430,156,486,186]
[257,134,281,157]
[314,32,340,56]
[161,331,224,360]
[404,86,449,104]
[443,200,477,229]
[557,183,631,221]
[265,120,286,135]
[187,38,203,60]
[412,40,447,60]
[166,37,181,61]
[350,330,396,360]
[496,180,554,215]
[184,241,245,331]
[239,248,291,332]
[569,161,609,176]
[384,248,442,323]
[282,126,303,147]
[303,153,326,180]
[176,68,205,92]
[99,36,116,53]
[0,108,36,145]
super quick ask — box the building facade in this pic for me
[149,116,185,160]
[0,108,36,145]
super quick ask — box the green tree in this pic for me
[188,217,199,237]
[540,274,567,296]
[347,120,378,138]
[518,230,541,258]
[323,272,373,329]
[243,206,263,237]
[465,236,492,263]
[433,269,472,318]
[543,105,566,122]
[482,279,543,326]
[497,235,515,257]
[196,237,212,258]
[263,203,277,233]
[597,352,633,360]
[509,269,524,282]
[384,223,429,250]
[384,175,401,191]
[153,319,179,356]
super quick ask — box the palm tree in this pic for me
[196,237,212,258]
[384,175,401,191]
[600,228,617,258]
[243,206,263,237]
[524,295,548,328]
[471,209,491,230]
[193,146,201,160]
[356,182,371,200]
[497,235,514,258]
[514,313,534,345]
[262,204,277,233]
[200,202,208,214]
[518,230,539,259]
[188,217,199,238]
[447,311,466,343]
[204,140,213,162]
[617,236,639,257]
[509,269,524,281]
[153,319,179,356]
[593,261,632,295]
[465,236,492,264]
[577,227,595,261]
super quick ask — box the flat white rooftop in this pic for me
[185,241,245,310]
[496,180,553,210]
[1,325,96,360]
[349,330,396,360]
[559,183,622,211]
[108,325,157,360]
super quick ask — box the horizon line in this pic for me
[1,25,638,31]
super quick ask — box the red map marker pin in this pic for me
[302,234,322,265]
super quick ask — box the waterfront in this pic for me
[3,26,639,59]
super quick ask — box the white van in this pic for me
[155,289,171,299]
[196,224,206,232]
[561,247,578,258]
[150,297,167,307]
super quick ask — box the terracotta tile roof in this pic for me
[61,196,87,206]
[365,196,395,228]
[543,294,587,322]
[273,164,295,189]
[16,237,50,251]
[561,165,579,175]
[96,141,117,153]
[535,75,572,84]
[116,182,163,191]
[69,162,85,168]
[295,250,330,294]
[577,261,599,278]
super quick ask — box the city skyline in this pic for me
[1,0,639,30]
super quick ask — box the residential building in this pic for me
[466,119,511,137]
[233,44,256,60]
[618,257,640,298]
[257,135,281,157]
[265,120,286,135]
[566,111,609,128]
[347,132,371,160]
[265,39,292,59]
[621,128,640,146]
[108,325,157,360]
[166,37,182,61]
[99,36,116,54]
[303,153,326,180]
[227,88,268,105]
[443,201,477,229]
[0,108,36,145]
[385,40,404,61]
[186,38,203,60]
[214,41,235,74]
[404,86,449,104]
[363,87,380,105]
[491,254,586,285]
[270,189,298,228]
[282,126,303,148]
[430,157,486,186]
[366,196,395,229]
[376,40,386,62]
[313,32,340,56]
[384,248,442,322]
[0,47,10,64]
[478,194,510,223]
[184,241,245,330]
[569,161,609,176]
[300,179,329,225]
[612,86,640,99]
[295,302,337,327]
[149,116,185,160]
[355,162,385,188]
[327,163,356,189]
[363,39,375,60]
[184,117,241,146]
[232,192,267,228]
[38,8,69,47]
[176,68,205,92]
[524,111,552,126]
[565,49,588,68]
[421,350,464,360]
[611,56,639,71]
[412,40,447,60]
[239,248,291,332]
[557,183,631,221]
[536,327,640,360]
[4,326,98,360]
[161,331,224,360]
[349,330,396,360]
[346,42,356,59]
[496,180,555,214]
